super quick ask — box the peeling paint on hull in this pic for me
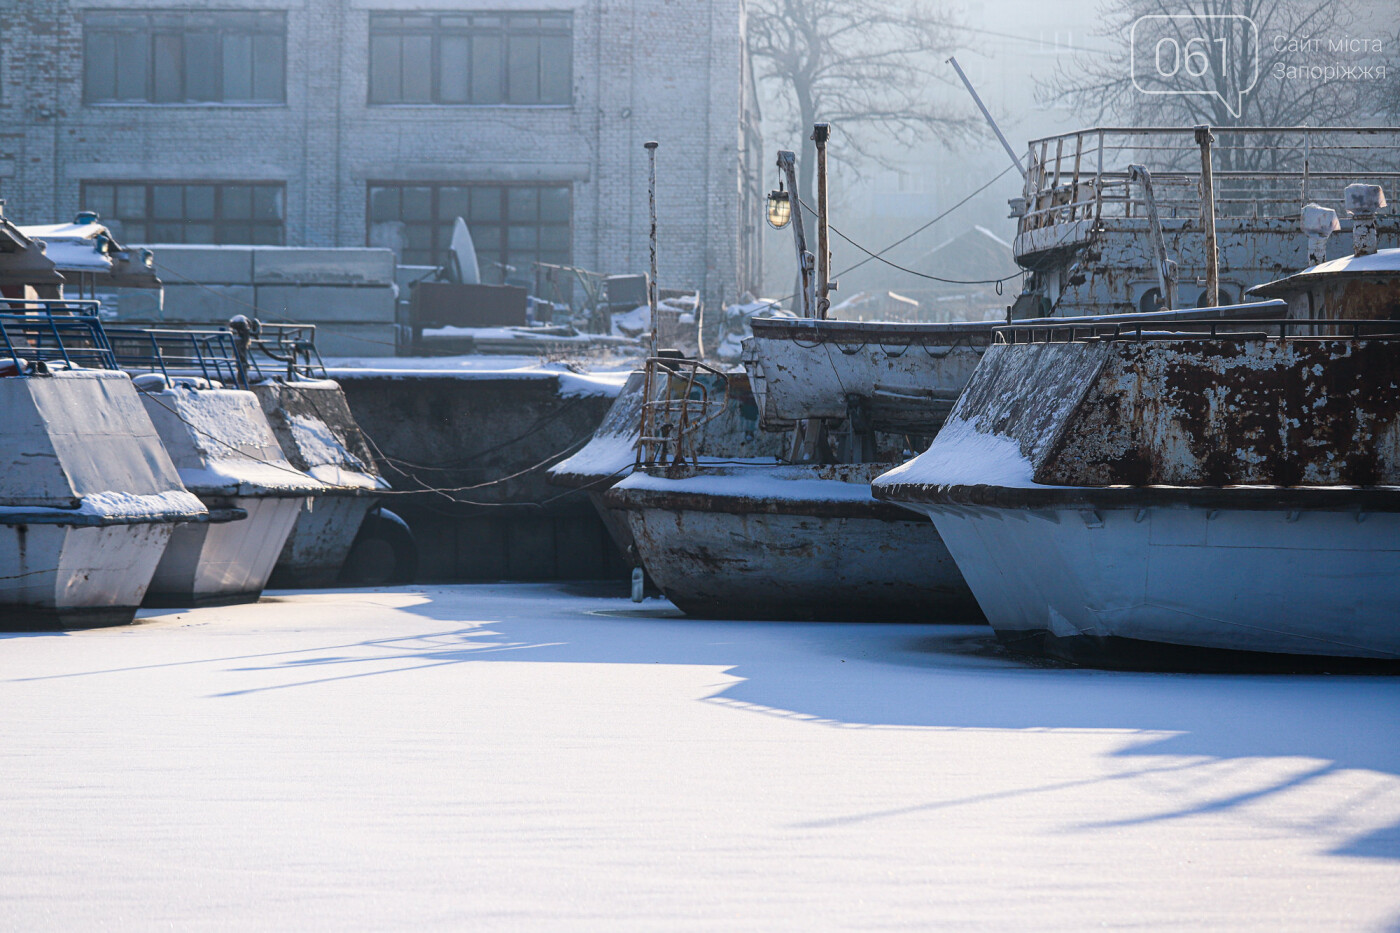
[613,464,980,622]
[624,505,978,622]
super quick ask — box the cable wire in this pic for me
[797,195,1022,286]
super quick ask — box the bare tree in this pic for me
[748,0,977,199]
[1037,0,1395,170]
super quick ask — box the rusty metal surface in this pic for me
[743,325,989,434]
[945,342,1111,473]
[622,503,979,622]
[550,370,784,488]
[1043,339,1400,487]
[750,318,997,344]
[254,381,379,483]
[1009,126,1400,318]
[875,336,1400,510]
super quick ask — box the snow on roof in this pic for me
[1249,247,1400,297]
[17,222,113,273]
[1294,248,1400,276]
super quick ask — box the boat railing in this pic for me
[0,298,118,373]
[1018,127,1400,233]
[241,321,328,382]
[636,355,731,470]
[995,317,1400,345]
[104,325,250,390]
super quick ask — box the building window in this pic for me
[80,182,285,244]
[83,12,286,104]
[368,13,572,106]
[367,183,570,287]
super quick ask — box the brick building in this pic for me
[0,0,763,310]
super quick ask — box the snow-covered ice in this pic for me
[1,583,1397,930]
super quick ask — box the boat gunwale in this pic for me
[604,484,922,521]
[872,481,1400,512]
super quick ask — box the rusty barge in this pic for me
[874,195,1400,666]
[605,326,991,620]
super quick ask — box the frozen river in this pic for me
[2,584,1398,930]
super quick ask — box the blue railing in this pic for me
[0,299,118,374]
[105,326,250,390]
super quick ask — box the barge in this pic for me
[107,326,325,606]
[873,198,1400,667]
[0,301,205,627]
[238,321,392,587]
[604,327,989,620]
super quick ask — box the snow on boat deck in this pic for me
[324,356,633,398]
[1,583,1397,930]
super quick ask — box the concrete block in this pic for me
[150,284,258,324]
[253,248,397,286]
[396,265,438,295]
[254,285,396,324]
[309,323,401,358]
[146,246,254,286]
[94,287,163,321]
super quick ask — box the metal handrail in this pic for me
[994,318,1400,345]
[244,322,327,381]
[636,356,732,469]
[0,300,118,374]
[1017,126,1400,233]
[105,325,250,389]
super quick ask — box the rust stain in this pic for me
[1040,338,1400,487]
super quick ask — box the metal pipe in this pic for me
[1195,125,1219,308]
[948,56,1027,180]
[776,150,816,319]
[1128,163,1177,310]
[645,140,659,357]
[812,122,832,319]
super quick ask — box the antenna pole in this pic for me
[949,56,1027,180]
[645,140,659,357]
[812,123,833,319]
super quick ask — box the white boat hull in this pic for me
[146,496,307,606]
[918,502,1400,663]
[0,521,174,628]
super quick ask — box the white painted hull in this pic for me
[146,496,307,606]
[0,521,174,628]
[918,502,1400,662]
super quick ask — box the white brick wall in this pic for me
[0,0,756,310]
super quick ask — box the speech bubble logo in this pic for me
[1130,14,1259,119]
